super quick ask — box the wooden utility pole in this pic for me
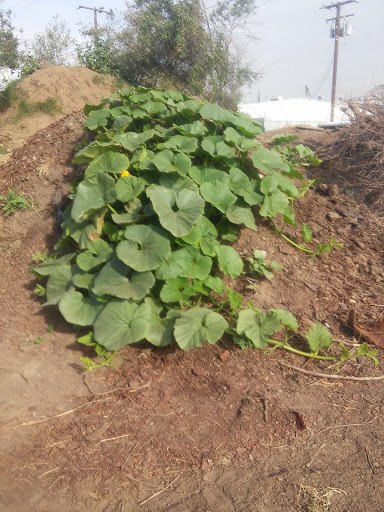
[78,6,113,29]
[321,1,357,121]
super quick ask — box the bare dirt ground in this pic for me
[0,71,383,512]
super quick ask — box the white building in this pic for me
[238,98,349,131]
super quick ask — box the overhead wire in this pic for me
[313,54,334,98]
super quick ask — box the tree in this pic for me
[0,9,19,82]
[114,0,208,93]
[111,0,258,109]
[29,15,76,66]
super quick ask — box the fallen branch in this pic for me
[280,362,384,381]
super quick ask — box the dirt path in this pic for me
[0,73,383,511]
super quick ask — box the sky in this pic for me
[2,0,383,103]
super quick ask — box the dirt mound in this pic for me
[0,66,122,165]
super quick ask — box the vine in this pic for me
[31,87,376,366]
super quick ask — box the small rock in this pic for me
[326,211,341,222]
[219,350,231,362]
[317,183,328,194]
[327,184,340,198]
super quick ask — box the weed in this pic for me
[0,145,9,155]
[0,188,33,215]
[299,484,347,511]
[0,79,23,112]
[16,97,61,119]
[34,284,46,297]
[113,76,127,91]
[247,250,282,279]
[92,74,107,86]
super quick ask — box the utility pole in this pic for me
[321,1,357,121]
[78,6,113,29]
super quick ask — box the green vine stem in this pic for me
[265,338,340,361]
[270,219,314,254]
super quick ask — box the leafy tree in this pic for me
[29,15,76,67]
[111,0,259,109]
[0,9,19,81]
[77,34,116,75]
[200,0,259,109]
[115,0,208,93]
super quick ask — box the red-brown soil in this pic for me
[0,72,383,511]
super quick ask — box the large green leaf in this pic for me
[270,171,299,198]
[115,176,145,202]
[116,224,171,271]
[251,146,289,173]
[306,323,333,353]
[199,103,235,124]
[140,100,167,115]
[228,168,263,206]
[94,300,150,349]
[152,150,191,175]
[200,180,237,213]
[143,298,173,347]
[230,113,262,136]
[84,109,111,130]
[44,266,74,306]
[164,135,198,154]
[92,257,155,300]
[259,175,289,218]
[114,129,155,151]
[269,309,298,332]
[112,198,142,224]
[76,239,114,271]
[160,277,195,304]
[177,121,207,136]
[175,100,200,116]
[174,309,228,350]
[85,152,129,178]
[112,115,132,130]
[201,136,235,159]
[236,310,281,348]
[188,166,230,186]
[73,143,119,165]
[147,185,204,237]
[196,216,219,256]
[155,246,212,280]
[226,201,256,230]
[159,174,198,193]
[58,290,104,326]
[216,246,243,278]
[71,173,117,223]
[31,253,75,277]
[224,127,244,148]
[259,189,289,218]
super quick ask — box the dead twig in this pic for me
[0,397,113,432]
[139,474,182,506]
[0,367,29,383]
[83,374,126,396]
[280,362,384,382]
[313,419,375,437]
[121,442,139,470]
[98,432,133,444]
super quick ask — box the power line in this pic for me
[78,5,112,29]
[320,0,358,121]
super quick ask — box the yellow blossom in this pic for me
[120,170,130,177]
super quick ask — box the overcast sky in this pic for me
[2,0,383,103]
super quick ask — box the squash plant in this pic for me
[31,87,377,365]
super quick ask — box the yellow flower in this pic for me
[120,170,130,177]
